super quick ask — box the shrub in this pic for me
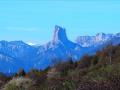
[62,80,76,90]
[17,69,26,77]
[91,55,99,66]
[77,54,91,69]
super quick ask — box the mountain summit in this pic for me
[53,25,68,43]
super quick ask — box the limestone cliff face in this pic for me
[53,25,68,44]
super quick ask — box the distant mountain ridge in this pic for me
[0,25,120,74]
[76,32,120,47]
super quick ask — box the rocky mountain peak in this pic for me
[53,25,68,43]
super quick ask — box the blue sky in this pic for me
[0,0,120,44]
